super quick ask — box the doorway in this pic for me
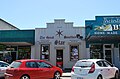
[11,52,16,61]
[103,44,113,63]
[56,49,63,68]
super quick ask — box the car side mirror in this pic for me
[111,64,114,67]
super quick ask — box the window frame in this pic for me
[41,44,50,60]
[69,45,79,61]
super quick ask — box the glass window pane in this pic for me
[26,62,37,68]
[70,45,79,61]
[18,46,31,59]
[36,62,51,68]
[9,61,21,68]
[119,44,120,61]
[41,44,50,60]
[90,44,103,59]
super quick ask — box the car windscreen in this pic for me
[8,61,22,68]
[75,61,93,67]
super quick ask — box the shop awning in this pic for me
[0,30,35,45]
[86,30,120,43]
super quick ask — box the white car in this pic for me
[71,59,119,79]
[0,61,9,78]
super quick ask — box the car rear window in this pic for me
[75,61,93,67]
[0,62,9,67]
[9,61,21,68]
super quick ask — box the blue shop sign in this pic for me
[85,16,120,36]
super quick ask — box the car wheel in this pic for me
[97,75,103,79]
[54,71,61,79]
[20,75,30,79]
[114,72,119,79]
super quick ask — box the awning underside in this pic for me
[0,42,33,46]
[86,35,120,43]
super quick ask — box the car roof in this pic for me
[15,59,45,62]
[0,61,9,64]
[78,59,105,62]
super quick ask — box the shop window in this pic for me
[90,44,103,59]
[18,46,31,59]
[41,44,50,60]
[119,44,120,61]
[0,53,4,61]
[0,44,6,51]
[6,46,17,51]
[104,45,111,48]
[70,45,79,61]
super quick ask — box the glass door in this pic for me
[103,44,113,63]
[56,49,63,68]
[104,50,112,63]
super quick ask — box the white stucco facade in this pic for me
[35,19,86,69]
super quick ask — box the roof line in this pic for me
[0,18,20,30]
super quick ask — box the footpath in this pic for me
[62,72,71,77]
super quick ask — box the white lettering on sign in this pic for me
[94,31,118,35]
[103,17,120,24]
[94,32,105,34]
[106,31,118,34]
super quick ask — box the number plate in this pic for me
[77,77,83,79]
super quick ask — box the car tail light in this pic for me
[71,66,74,72]
[88,63,95,73]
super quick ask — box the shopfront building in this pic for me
[85,16,120,68]
[35,19,86,69]
[0,30,35,63]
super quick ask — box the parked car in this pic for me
[0,61,9,78]
[71,59,119,79]
[5,59,63,79]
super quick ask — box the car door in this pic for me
[36,61,53,79]
[96,61,109,79]
[26,61,39,79]
[101,61,112,78]
[104,61,116,78]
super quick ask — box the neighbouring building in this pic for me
[34,19,86,69]
[0,18,35,63]
[85,16,120,69]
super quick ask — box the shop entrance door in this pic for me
[56,50,63,68]
[103,44,113,63]
[11,52,16,61]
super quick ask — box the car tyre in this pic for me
[114,72,119,79]
[54,71,61,79]
[20,75,30,79]
[97,75,103,79]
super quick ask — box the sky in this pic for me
[0,0,120,29]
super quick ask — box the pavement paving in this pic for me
[62,72,71,77]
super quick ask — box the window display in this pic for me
[90,44,103,59]
[70,45,79,61]
[41,44,50,60]
[18,46,31,59]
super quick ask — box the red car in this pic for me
[5,59,63,79]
